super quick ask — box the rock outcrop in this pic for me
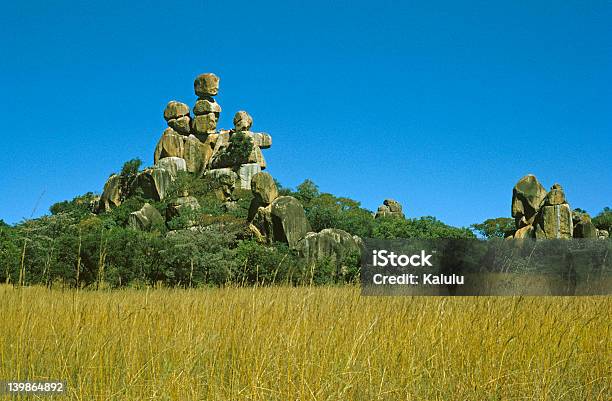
[511,174,547,229]
[507,175,604,240]
[375,199,405,219]
[296,228,363,266]
[247,172,311,248]
[128,203,164,231]
[151,73,272,190]
[97,174,122,212]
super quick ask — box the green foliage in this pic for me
[471,217,515,238]
[592,207,612,231]
[49,192,97,218]
[372,216,475,239]
[120,158,142,177]
[220,131,253,168]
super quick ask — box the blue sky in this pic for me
[0,1,610,227]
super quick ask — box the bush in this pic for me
[592,207,612,231]
[471,217,515,238]
[373,216,475,239]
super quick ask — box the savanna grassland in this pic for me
[0,285,609,401]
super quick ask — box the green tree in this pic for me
[471,217,515,238]
[221,131,253,168]
[120,158,142,177]
[592,207,612,231]
[373,216,475,239]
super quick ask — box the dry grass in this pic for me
[0,285,610,400]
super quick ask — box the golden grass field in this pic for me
[0,285,609,401]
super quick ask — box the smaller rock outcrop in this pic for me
[247,172,311,248]
[296,228,363,267]
[512,174,547,229]
[375,199,404,218]
[97,174,122,212]
[128,203,164,231]
[507,176,600,240]
[572,210,598,239]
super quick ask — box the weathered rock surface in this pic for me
[270,196,312,248]
[233,111,253,132]
[154,128,185,164]
[513,224,534,239]
[597,229,609,239]
[512,174,547,228]
[182,135,206,174]
[194,97,221,115]
[156,157,187,177]
[543,183,567,206]
[192,113,217,135]
[574,220,598,238]
[194,73,219,97]
[130,167,173,201]
[375,199,404,218]
[238,163,261,190]
[296,228,362,265]
[163,101,190,121]
[98,174,122,212]
[534,204,573,239]
[167,116,191,135]
[205,168,238,201]
[249,132,272,149]
[128,203,164,231]
[251,172,278,205]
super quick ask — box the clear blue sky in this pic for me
[0,1,610,227]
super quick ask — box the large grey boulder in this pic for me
[251,172,278,205]
[163,101,190,121]
[194,73,220,97]
[512,174,547,228]
[296,228,362,266]
[130,167,173,201]
[250,196,312,248]
[270,196,312,248]
[128,203,164,231]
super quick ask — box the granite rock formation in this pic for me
[375,199,405,219]
[508,175,604,240]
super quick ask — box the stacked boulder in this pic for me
[153,73,272,190]
[98,72,275,213]
[375,199,404,218]
[510,174,603,239]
